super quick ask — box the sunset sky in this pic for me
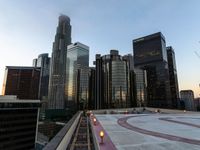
[0,0,200,97]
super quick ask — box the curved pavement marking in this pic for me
[117,116,200,146]
[159,117,200,128]
[176,117,200,120]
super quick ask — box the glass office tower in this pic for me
[134,68,147,107]
[95,50,135,109]
[33,53,50,101]
[66,42,89,110]
[48,15,71,109]
[133,32,172,108]
[167,46,179,108]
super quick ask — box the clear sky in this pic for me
[0,0,200,97]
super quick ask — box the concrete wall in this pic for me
[43,111,82,150]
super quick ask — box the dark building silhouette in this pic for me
[123,54,138,107]
[48,15,71,109]
[133,32,172,108]
[32,58,37,67]
[180,90,194,110]
[167,46,179,108]
[0,96,40,150]
[88,67,95,110]
[2,66,40,99]
[33,53,50,101]
[95,50,135,109]
[94,54,102,109]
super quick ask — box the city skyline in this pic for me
[0,0,200,97]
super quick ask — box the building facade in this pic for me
[95,50,135,109]
[180,90,195,110]
[33,53,50,101]
[133,32,172,108]
[0,96,40,150]
[134,68,147,107]
[123,54,137,107]
[48,15,71,109]
[194,97,200,111]
[167,46,179,108]
[2,66,40,99]
[32,58,38,67]
[88,67,96,110]
[66,42,89,110]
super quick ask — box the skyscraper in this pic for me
[123,54,137,107]
[2,66,40,99]
[167,46,179,108]
[66,42,89,110]
[95,50,135,109]
[133,32,172,108]
[33,53,50,101]
[134,68,147,107]
[180,90,194,110]
[48,15,71,109]
[88,67,95,110]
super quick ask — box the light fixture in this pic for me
[93,118,97,125]
[99,130,104,144]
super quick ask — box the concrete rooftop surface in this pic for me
[91,111,200,150]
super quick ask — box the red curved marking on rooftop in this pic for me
[117,116,200,146]
[176,117,200,120]
[159,117,200,128]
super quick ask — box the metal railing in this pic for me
[43,111,82,150]
[67,114,94,150]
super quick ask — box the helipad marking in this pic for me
[118,115,200,146]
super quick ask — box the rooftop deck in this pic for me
[92,108,200,150]
[43,108,200,150]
